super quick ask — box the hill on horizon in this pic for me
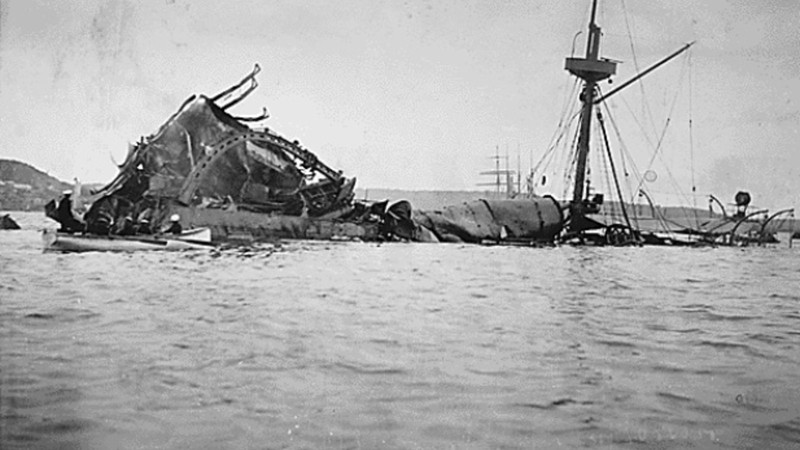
[0,158,72,211]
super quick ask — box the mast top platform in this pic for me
[565,0,617,83]
[565,57,616,82]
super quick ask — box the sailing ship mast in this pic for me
[478,145,516,198]
[565,0,616,233]
[563,0,694,238]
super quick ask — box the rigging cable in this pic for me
[561,113,583,201]
[532,78,581,184]
[534,80,584,200]
[619,0,700,232]
[590,96,615,220]
[601,102,644,198]
[603,99,673,236]
[620,0,659,140]
[595,120,614,218]
[619,0,698,232]
[658,54,699,230]
[597,107,635,233]
[631,53,694,210]
[688,50,699,229]
[600,97,640,230]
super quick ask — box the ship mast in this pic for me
[564,0,617,232]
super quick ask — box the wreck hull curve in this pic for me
[413,196,564,243]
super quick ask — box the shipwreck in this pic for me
[46,64,564,247]
[46,0,796,249]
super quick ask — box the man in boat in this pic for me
[134,207,154,234]
[163,214,183,235]
[55,191,85,233]
[135,218,152,235]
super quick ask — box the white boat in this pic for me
[42,227,214,253]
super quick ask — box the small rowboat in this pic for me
[42,228,215,253]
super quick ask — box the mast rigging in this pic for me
[563,0,694,238]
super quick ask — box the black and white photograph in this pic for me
[1,0,799,448]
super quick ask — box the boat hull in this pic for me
[42,228,214,253]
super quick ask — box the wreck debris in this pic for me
[45,64,571,245]
[1,214,21,230]
[211,63,262,111]
[234,107,270,123]
[48,65,373,242]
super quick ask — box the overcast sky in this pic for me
[1,0,798,211]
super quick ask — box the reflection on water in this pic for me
[1,212,800,449]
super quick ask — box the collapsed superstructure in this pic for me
[75,65,364,238]
[52,64,565,245]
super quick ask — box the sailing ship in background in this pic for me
[477,145,520,200]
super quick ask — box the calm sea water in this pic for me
[1,211,799,449]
